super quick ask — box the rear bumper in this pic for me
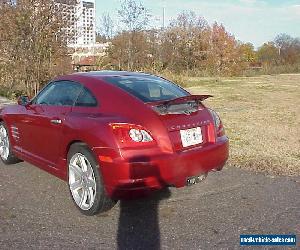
[95,136,229,199]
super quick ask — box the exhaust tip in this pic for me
[186,172,208,186]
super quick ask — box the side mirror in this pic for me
[17,96,30,106]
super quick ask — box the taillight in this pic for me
[110,123,155,147]
[208,109,225,137]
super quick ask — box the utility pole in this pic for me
[161,0,166,30]
[159,1,166,68]
[162,6,165,30]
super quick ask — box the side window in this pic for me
[35,81,82,106]
[75,87,98,107]
[34,83,56,105]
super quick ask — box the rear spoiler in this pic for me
[148,95,213,115]
[148,95,213,106]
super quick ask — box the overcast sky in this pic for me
[96,0,300,47]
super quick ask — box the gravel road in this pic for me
[0,161,299,250]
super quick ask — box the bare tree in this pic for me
[118,0,150,32]
[99,12,114,41]
[275,33,300,65]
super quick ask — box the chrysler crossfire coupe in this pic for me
[0,71,229,215]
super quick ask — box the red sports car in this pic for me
[0,71,229,215]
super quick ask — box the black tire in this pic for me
[0,121,21,165]
[67,143,117,216]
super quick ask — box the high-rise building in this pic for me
[57,0,96,47]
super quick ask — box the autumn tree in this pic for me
[207,23,242,75]
[257,42,280,67]
[106,30,153,71]
[239,43,256,63]
[0,0,75,97]
[161,11,210,74]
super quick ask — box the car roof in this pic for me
[72,70,152,78]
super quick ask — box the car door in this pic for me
[20,81,83,167]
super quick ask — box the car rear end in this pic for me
[147,97,229,187]
[95,74,229,198]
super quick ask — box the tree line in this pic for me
[0,0,299,97]
[98,0,300,78]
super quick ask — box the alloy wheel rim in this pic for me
[0,125,9,160]
[69,153,97,210]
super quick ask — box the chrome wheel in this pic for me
[69,153,97,210]
[0,125,9,161]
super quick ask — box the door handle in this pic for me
[50,119,62,124]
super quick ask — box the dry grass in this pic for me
[187,74,300,176]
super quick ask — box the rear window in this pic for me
[104,76,189,102]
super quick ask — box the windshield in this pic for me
[104,75,189,102]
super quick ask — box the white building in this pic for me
[58,0,96,47]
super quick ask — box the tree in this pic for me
[107,30,152,71]
[117,0,151,70]
[208,23,242,75]
[99,12,114,41]
[257,42,280,66]
[0,0,75,97]
[118,0,150,32]
[274,33,300,65]
[161,11,210,74]
[239,43,257,63]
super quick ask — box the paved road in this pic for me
[0,160,299,250]
[0,97,299,249]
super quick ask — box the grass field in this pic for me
[187,74,300,176]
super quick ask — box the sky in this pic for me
[96,0,300,47]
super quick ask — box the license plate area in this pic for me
[180,127,203,148]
